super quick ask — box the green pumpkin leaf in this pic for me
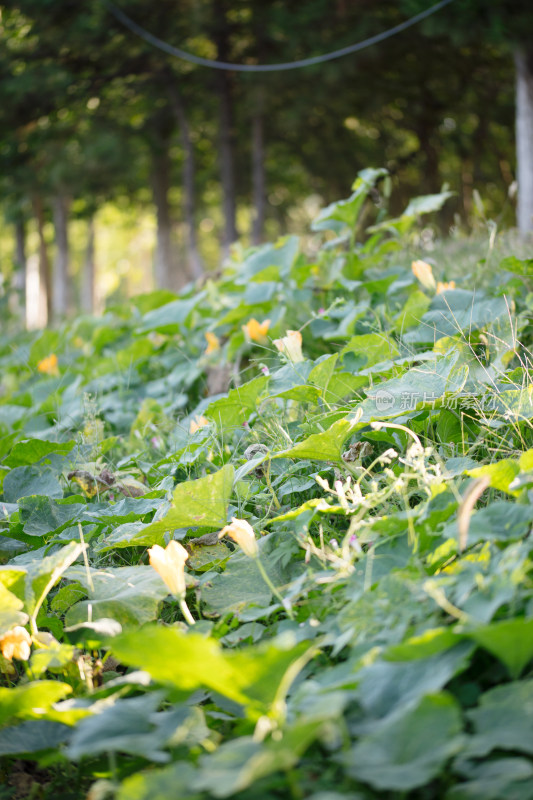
[0,583,28,636]
[117,762,201,800]
[274,417,361,463]
[3,464,63,502]
[111,626,312,719]
[395,290,432,332]
[467,460,520,495]
[404,290,507,344]
[355,644,473,718]
[67,692,171,762]
[140,465,234,539]
[466,618,533,678]
[357,349,467,422]
[206,377,268,429]
[192,720,322,798]
[447,757,533,800]
[201,550,282,615]
[340,332,399,368]
[4,438,75,468]
[138,295,203,333]
[344,693,463,791]
[65,565,170,627]
[0,721,71,756]
[464,681,533,758]
[0,681,72,728]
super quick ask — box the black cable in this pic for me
[105,0,455,73]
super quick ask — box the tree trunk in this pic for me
[81,216,96,314]
[151,144,174,290]
[515,47,533,235]
[9,218,26,322]
[52,194,71,319]
[418,123,439,195]
[460,158,474,222]
[32,195,51,325]
[251,95,266,245]
[214,2,238,254]
[166,80,204,280]
[218,77,238,253]
[250,2,267,246]
[13,218,26,292]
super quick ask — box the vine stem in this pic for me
[179,598,196,626]
[255,557,294,620]
[264,459,281,509]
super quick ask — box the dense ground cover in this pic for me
[1,169,533,799]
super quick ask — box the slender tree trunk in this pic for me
[10,218,26,322]
[214,2,238,254]
[52,194,70,319]
[217,75,238,252]
[460,158,474,222]
[418,124,439,194]
[220,84,238,251]
[251,94,266,245]
[250,2,267,246]
[13,218,26,291]
[81,216,95,314]
[151,145,173,290]
[414,79,441,196]
[515,47,533,235]
[32,195,51,325]
[166,80,203,280]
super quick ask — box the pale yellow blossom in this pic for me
[0,626,31,661]
[219,517,259,559]
[189,415,210,434]
[205,332,220,354]
[411,260,436,291]
[37,354,59,376]
[148,540,189,598]
[436,280,456,294]
[273,330,304,363]
[242,318,271,343]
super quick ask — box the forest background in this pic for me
[1,0,532,328]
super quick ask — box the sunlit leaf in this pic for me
[273,417,361,463]
[139,464,234,539]
[0,583,28,636]
[0,681,72,728]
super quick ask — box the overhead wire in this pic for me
[104,0,455,73]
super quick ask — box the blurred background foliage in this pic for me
[0,0,531,324]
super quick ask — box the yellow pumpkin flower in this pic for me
[436,280,456,294]
[273,330,304,363]
[205,332,220,354]
[411,260,436,291]
[37,354,59,376]
[242,318,271,344]
[148,540,189,598]
[0,626,31,661]
[189,415,210,434]
[219,517,259,559]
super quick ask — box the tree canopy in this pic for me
[0,0,525,318]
